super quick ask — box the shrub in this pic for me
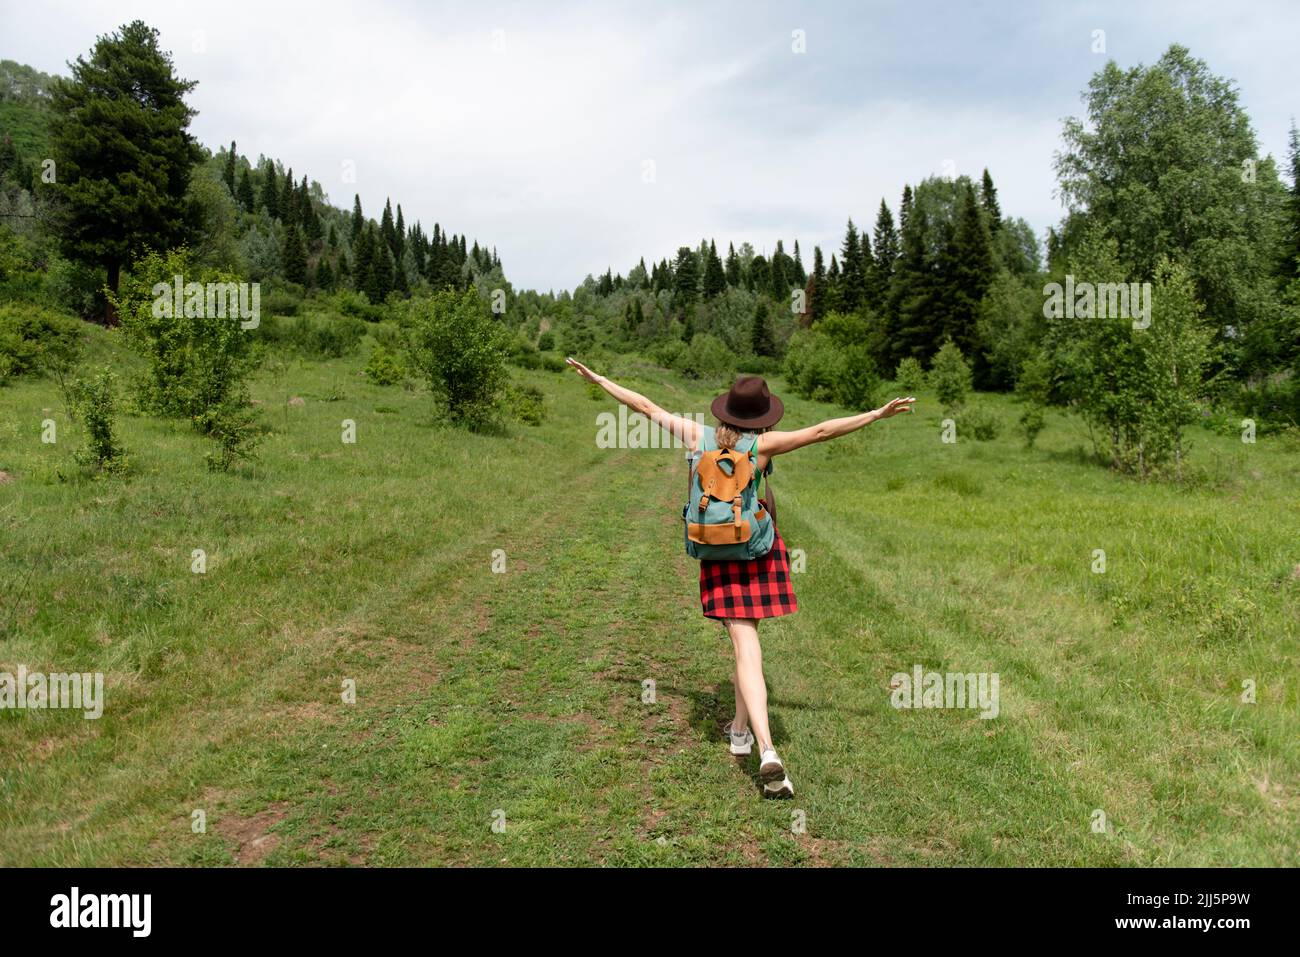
[364,345,406,386]
[111,248,262,468]
[406,288,509,430]
[288,313,366,358]
[194,399,262,472]
[679,333,733,380]
[961,403,1001,441]
[1019,404,1046,449]
[649,337,687,371]
[930,339,972,410]
[537,330,555,352]
[506,383,546,425]
[66,367,127,474]
[0,303,84,386]
[895,356,926,394]
[785,327,880,408]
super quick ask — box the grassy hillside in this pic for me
[0,327,1297,865]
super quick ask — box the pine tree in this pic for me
[949,181,995,378]
[1284,122,1300,281]
[980,168,1002,233]
[394,205,406,263]
[260,161,279,217]
[236,167,254,211]
[890,204,935,365]
[724,242,742,286]
[671,245,699,311]
[314,255,334,291]
[282,220,307,285]
[791,239,807,284]
[869,199,899,312]
[838,218,865,311]
[352,224,374,296]
[222,140,237,195]
[367,228,393,303]
[703,240,726,298]
[748,255,770,295]
[381,199,396,256]
[808,245,827,325]
[47,20,203,319]
[279,166,295,222]
[350,194,364,243]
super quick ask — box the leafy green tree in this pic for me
[750,301,775,357]
[929,338,972,411]
[47,20,203,321]
[1056,44,1285,377]
[405,288,509,430]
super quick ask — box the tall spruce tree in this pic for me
[48,20,202,320]
[703,240,726,298]
[222,141,237,194]
[808,245,827,325]
[949,181,995,367]
[980,168,1002,232]
[282,220,307,285]
[671,245,699,312]
[350,194,364,242]
[236,168,254,211]
[870,199,900,312]
[838,219,866,311]
[724,242,742,286]
[260,161,279,217]
[279,166,295,222]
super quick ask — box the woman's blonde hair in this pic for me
[715,420,770,450]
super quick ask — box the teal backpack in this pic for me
[682,426,775,560]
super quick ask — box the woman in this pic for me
[567,359,914,798]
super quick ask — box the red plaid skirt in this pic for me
[699,531,798,621]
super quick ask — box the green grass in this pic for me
[0,327,1297,866]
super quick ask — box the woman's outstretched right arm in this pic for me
[566,358,702,448]
[759,396,915,457]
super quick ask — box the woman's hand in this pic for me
[874,396,916,419]
[566,357,602,383]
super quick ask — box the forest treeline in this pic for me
[1,26,1298,478]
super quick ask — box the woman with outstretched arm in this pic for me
[567,357,914,798]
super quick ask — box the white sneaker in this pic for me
[763,775,795,799]
[722,721,754,756]
[758,748,785,783]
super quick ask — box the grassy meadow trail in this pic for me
[1,330,1297,865]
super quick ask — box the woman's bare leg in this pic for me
[725,618,772,753]
[731,662,749,733]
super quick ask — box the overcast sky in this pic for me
[4,0,1297,290]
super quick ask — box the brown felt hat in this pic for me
[710,375,784,429]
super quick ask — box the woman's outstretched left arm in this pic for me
[566,358,702,448]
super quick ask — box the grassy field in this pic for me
[1,326,1297,866]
